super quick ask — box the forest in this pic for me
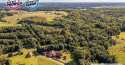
[0,9,125,65]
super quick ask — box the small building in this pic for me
[43,51,62,59]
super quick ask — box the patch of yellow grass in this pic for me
[0,22,21,28]
[10,55,38,65]
[9,49,64,65]
[38,56,63,65]
[2,11,67,24]
[108,32,125,65]
[9,49,37,65]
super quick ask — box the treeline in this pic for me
[0,9,13,22]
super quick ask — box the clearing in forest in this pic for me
[108,32,125,65]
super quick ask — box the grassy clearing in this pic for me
[8,49,64,65]
[38,56,63,65]
[9,49,38,65]
[108,32,125,65]
[2,11,68,24]
[0,22,22,28]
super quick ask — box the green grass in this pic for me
[9,49,37,65]
[0,22,22,28]
[10,55,38,65]
[38,56,63,65]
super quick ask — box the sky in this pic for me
[1,0,125,2]
[40,0,125,2]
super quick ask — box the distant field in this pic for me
[108,32,125,65]
[2,10,68,24]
